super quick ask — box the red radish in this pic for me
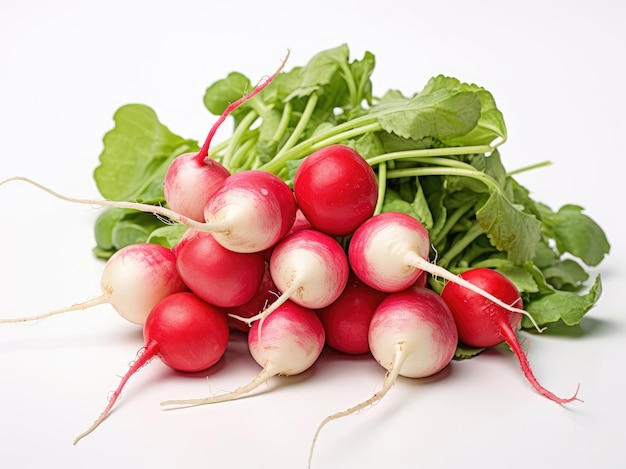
[293,144,378,236]
[161,300,325,407]
[227,261,278,332]
[163,152,230,222]
[309,286,458,466]
[231,229,349,326]
[318,273,387,355]
[175,230,266,307]
[440,267,580,404]
[348,211,543,330]
[73,291,229,444]
[0,243,187,326]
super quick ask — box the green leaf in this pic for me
[147,224,188,249]
[285,44,350,101]
[93,104,198,201]
[523,274,603,328]
[475,190,542,264]
[538,203,611,267]
[542,258,589,291]
[203,72,251,115]
[375,82,481,141]
[454,343,486,359]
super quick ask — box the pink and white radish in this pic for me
[293,144,378,236]
[0,170,297,254]
[161,300,324,407]
[162,50,290,221]
[348,211,543,331]
[318,273,387,355]
[440,267,580,404]
[0,243,187,325]
[0,53,296,254]
[230,229,349,326]
[73,291,229,444]
[175,229,266,307]
[164,152,230,222]
[309,286,458,466]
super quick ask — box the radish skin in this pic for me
[318,273,386,355]
[161,301,325,407]
[231,229,349,326]
[440,267,580,404]
[0,243,187,325]
[73,291,229,444]
[175,230,266,307]
[348,211,543,331]
[164,152,230,222]
[308,286,458,467]
[293,144,378,236]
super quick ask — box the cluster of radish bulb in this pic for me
[0,60,580,467]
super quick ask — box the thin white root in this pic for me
[0,296,108,324]
[229,280,299,326]
[0,176,227,233]
[307,344,407,469]
[160,367,274,408]
[406,251,545,333]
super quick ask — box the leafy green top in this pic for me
[91,44,610,358]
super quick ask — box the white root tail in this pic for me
[405,251,545,333]
[0,296,108,324]
[307,344,408,469]
[0,176,228,233]
[160,367,275,408]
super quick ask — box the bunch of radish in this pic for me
[0,55,581,463]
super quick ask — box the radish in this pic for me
[348,211,543,331]
[202,169,297,253]
[227,261,278,332]
[309,286,458,466]
[0,243,187,325]
[160,300,325,407]
[230,229,350,326]
[440,267,580,404]
[0,170,297,254]
[73,291,229,444]
[162,50,290,221]
[0,53,296,254]
[163,151,230,222]
[318,273,387,355]
[293,144,378,236]
[175,230,266,308]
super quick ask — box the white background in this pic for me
[1,1,624,468]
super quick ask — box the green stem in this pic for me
[437,223,485,268]
[274,94,319,157]
[365,145,494,167]
[221,110,258,170]
[373,162,387,215]
[507,160,552,176]
[228,136,258,171]
[259,115,381,173]
[432,199,475,246]
[270,101,293,145]
[386,166,501,193]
